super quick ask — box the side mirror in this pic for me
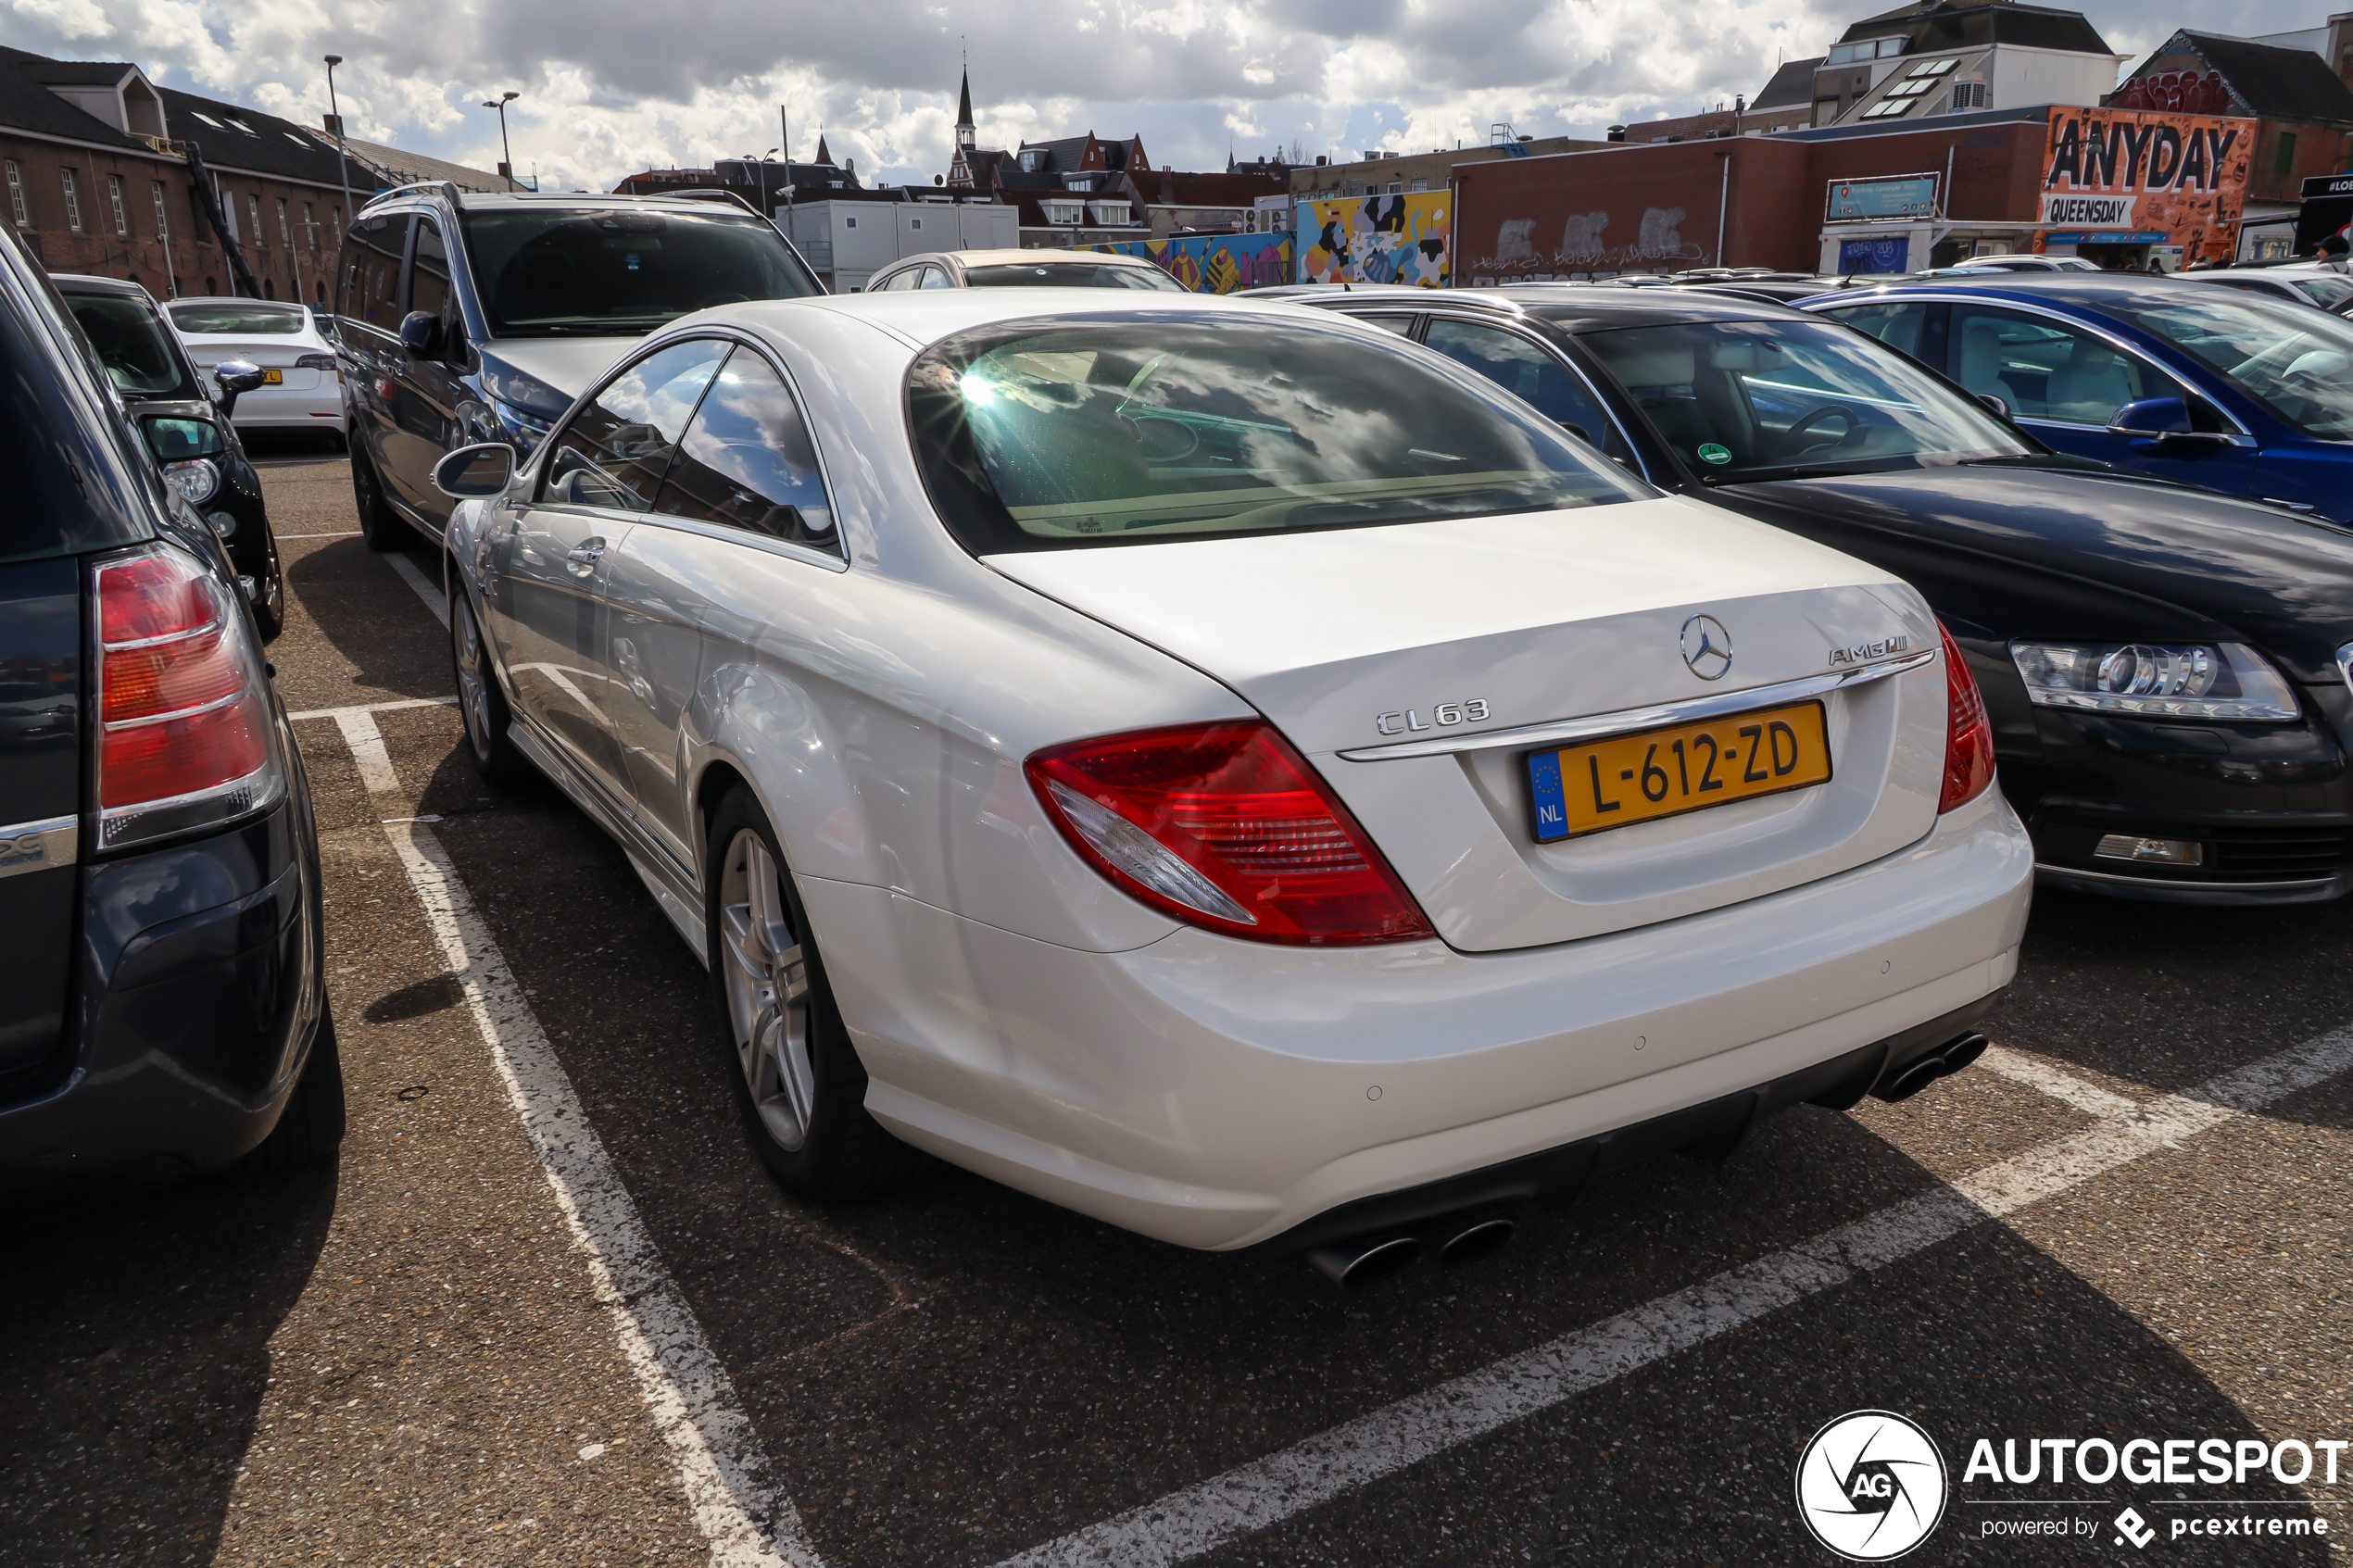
[2107,395,2191,437]
[432,443,516,499]
[212,358,265,415]
[145,416,224,461]
[398,310,444,358]
[1975,392,2010,420]
[2107,395,2228,445]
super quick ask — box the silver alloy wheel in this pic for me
[718,828,816,1152]
[452,592,494,754]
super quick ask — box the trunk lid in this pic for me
[988,495,1948,949]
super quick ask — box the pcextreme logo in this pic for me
[1795,1411,1950,1561]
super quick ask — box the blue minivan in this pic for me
[1804,274,2353,522]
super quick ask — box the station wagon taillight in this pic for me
[1028,721,1435,946]
[94,545,280,848]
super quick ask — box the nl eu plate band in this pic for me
[1335,646,1933,762]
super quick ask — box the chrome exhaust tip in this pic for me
[1875,1032,1992,1102]
[1305,1234,1423,1288]
[1434,1214,1516,1267]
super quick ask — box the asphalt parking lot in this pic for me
[4,443,2350,1568]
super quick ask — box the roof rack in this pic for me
[359,181,466,211]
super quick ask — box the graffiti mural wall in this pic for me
[1298,193,1453,287]
[1089,232,1294,293]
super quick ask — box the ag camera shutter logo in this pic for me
[1795,1411,1949,1560]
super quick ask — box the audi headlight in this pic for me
[488,397,554,454]
[2009,641,2297,721]
[161,457,220,506]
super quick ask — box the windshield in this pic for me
[1577,317,2032,482]
[460,207,821,336]
[2106,291,2353,438]
[963,262,1187,292]
[66,293,201,398]
[168,301,304,335]
[909,315,1650,554]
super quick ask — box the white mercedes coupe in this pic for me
[434,290,2032,1283]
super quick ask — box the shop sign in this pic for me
[1826,173,1939,223]
[2039,108,2251,262]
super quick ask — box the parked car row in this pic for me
[0,221,337,1194]
[9,171,2344,1289]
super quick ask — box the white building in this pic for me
[779,200,1017,293]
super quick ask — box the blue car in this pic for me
[1802,274,2353,522]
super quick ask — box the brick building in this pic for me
[0,44,376,302]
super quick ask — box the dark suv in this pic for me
[335,184,824,551]
[0,224,337,1189]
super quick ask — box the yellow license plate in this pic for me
[260,369,283,384]
[1528,700,1831,842]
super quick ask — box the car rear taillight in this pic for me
[94,545,280,849]
[1027,721,1435,946]
[1938,621,1996,813]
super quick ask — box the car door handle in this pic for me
[566,539,606,576]
[2260,496,2319,513]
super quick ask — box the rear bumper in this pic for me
[821,786,2034,1250]
[229,387,346,430]
[0,800,326,1189]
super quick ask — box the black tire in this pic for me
[249,523,284,641]
[449,579,534,786]
[706,786,932,1199]
[350,439,417,552]
[242,1006,346,1176]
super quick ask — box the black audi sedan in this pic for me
[0,226,338,1188]
[1266,283,2353,904]
[51,273,285,639]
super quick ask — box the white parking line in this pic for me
[386,550,449,627]
[384,821,824,1568]
[285,696,455,723]
[1976,1044,2143,1121]
[333,709,403,796]
[298,694,819,1566]
[992,1026,2353,1568]
[275,530,364,539]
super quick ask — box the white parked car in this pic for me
[434,291,2032,1282]
[2187,262,2353,315]
[164,296,346,441]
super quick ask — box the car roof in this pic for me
[943,248,1162,269]
[708,286,1405,354]
[50,272,151,298]
[164,295,304,307]
[1810,273,2197,310]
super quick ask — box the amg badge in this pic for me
[1375,699,1490,736]
[1829,634,1911,667]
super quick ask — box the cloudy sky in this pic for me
[0,0,2312,191]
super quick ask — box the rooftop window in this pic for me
[1861,97,1918,119]
[1827,36,1906,65]
[1907,56,1961,77]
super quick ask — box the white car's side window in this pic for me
[537,337,730,511]
[648,346,840,556]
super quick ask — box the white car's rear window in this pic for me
[908,314,1650,553]
[168,302,304,335]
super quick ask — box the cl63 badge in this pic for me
[1375,699,1490,736]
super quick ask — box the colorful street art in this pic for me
[1089,232,1294,294]
[1297,192,1453,287]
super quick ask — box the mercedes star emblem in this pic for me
[1680,614,1733,681]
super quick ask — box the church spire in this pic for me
[814,132,833,166]
[956,66,976,150]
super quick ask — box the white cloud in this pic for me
[0,0,2315,191]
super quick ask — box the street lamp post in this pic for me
[758,146,779,220]
[323,56,353,253]
[483,91,520,191]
